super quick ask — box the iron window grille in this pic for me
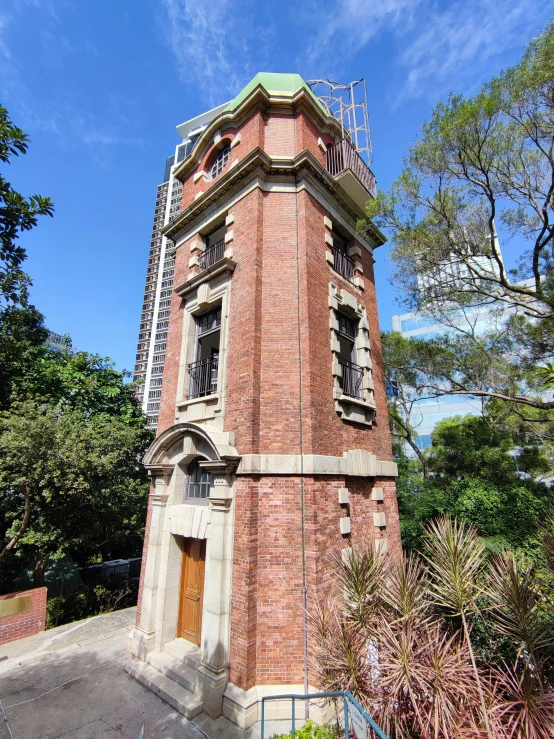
[188,355,219,399]
[199,238,225,272]
[210,146,230,179]
[338,358,364,400]
[185,459,211,503]
[188,306,222,399]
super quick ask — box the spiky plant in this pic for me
[490,662,554,739]
[310,543,483,738]
[422,515,492,737]
[489,551,554,668]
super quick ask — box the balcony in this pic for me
[199,239,225,272]
[338,358,364,400]
[325,138,377,209]
[332,246,354,282]
[188,355,219,399]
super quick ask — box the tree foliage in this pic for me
[367,23,554,423]
[0,399,151,584]
[0,105,54,307]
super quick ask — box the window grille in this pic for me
[210,146,230,179]
[151,365,164,375]
[150,377,163,387]
[149,390,162,399]
[154,342,166,353]
[147,402,160,411]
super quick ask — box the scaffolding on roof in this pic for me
[307,78,372,165]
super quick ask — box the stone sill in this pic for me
[336,393,376,410]
[176,393,219,409]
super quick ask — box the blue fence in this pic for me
[260,691,388,739]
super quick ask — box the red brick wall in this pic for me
[0,587,47,645]
[229,474,398,688]
[149,98,401,690]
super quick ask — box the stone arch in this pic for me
[143,422,239,474]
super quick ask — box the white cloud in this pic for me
[394,0,549,102]
[159,0,274,106]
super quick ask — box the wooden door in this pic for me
[177,538,205,645]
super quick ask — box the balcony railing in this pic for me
[332,246,354,282]
[199,239,225,272]
[188,355,219,399]
[338,358,364,400]
[326,138,377,198]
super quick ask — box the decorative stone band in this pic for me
[236,450,397,477]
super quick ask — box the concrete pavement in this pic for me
[0,608,288,739]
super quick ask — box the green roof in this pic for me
[224,73,327,114]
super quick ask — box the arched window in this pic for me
[210,146,230,180]
[185,459,211,501]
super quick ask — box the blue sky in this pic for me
[0,0,551,372]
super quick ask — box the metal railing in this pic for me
[332,246,355,282]
[339,358,364,400]
[260,691,388,739]
[188,355,219,399]
[199,239,225,272]
[326,139,377,197]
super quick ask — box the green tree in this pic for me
[0,399,151,585]
[396,414,553,553]
[365,23,554,421]
[0,303,48,407]
[0,105,54,307]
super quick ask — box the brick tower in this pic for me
[127,73,400,728]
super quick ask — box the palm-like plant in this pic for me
[422,516,492,737]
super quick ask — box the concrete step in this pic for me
[164,638,202,670]
[125,659,203,719]
[146,650,197,694]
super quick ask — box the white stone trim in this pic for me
[338,487,350,504]
[174,275,233,426]
[371,486,384,501]
[340,517,351,535]
[317,136,327,152]
[237,451,397,477]
[374,511,387,528]
[329,282,376,426]
[230,134,241,149]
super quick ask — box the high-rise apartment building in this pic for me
[127,73,400,728]
[134,104,227,428]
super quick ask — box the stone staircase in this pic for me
[125,639,205,719]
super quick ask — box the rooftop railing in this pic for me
[326,138,377,198]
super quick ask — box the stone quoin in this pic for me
[127,73,401,728]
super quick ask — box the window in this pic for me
[184,459,211,502]
[188,306,221,399]
[200,224,226,272]
[336,310,364,400]
[210,146,230,180]
[331,231,354,282]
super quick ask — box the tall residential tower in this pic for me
[134,105,227,428]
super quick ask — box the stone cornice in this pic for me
[163,147,386,248]
[172,83,343,183]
